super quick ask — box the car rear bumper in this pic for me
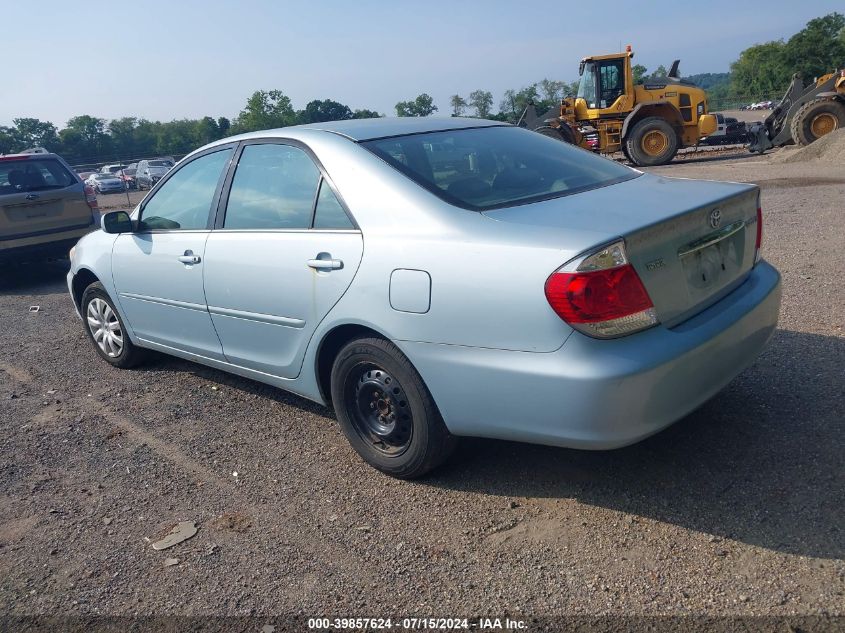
[0,220,95,262]
[398,261,781,449]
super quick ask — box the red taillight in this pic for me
[754,206,762,262]
[545,240,659,338]
[545,265,653,323]
[84,184,99,210]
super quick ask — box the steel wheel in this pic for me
[344,363,413,456]
[86,297,124,358]
[641,129,669,156]
[810,112,837,138]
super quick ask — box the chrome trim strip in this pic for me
[119,293,207,312]
[207,305,305,328]
[677,220,745,258]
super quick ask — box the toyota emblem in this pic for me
[709,209,722,229]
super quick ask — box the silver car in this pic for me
[67,118,781,478]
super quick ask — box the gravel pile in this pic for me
[769,128,845,164]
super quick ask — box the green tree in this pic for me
[298,99,353,123]
[632,64,648,84]
[12,118,59,149]
[468,90,493,118]
[0,126,16,154]
[194,116,221,145]
[352,109,382,119]
[538,79,565,102]
[232,90,296,133]
[108,117,138,156]
[650,65,668,80]
[395,93,438,117]
[729,40,789,97]
[449,94,468,116]
[60,115,111,162]
[499,85,540,121]
[782,12,845,80]
[217,117,231,136]
[562,81,580,97]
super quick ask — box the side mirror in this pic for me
[101,210,133,234]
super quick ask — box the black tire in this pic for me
[534,124,575,144]
[621,143,633,163]
[330,337,457,479]
[624,116,680,166]
[80,282,146,369]
[790,98,845,146]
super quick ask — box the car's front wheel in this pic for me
[81,282,146,368]
[330,337,456,478]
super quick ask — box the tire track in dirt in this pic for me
[77,396,383,588]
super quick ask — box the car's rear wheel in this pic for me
[330,337,456,478]
[81,282,146,369]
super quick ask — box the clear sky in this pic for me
[3,0,842,127]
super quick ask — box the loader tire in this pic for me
[790,98,845,146]
[534,125,575,144]
[624,117,679,166]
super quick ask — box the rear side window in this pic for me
[140,148,232,231]
[362,126,638,211]
[224,144,320,230]
[313,180,353,229]
[0,158,75,196]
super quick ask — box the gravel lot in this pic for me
[1,150,843,630]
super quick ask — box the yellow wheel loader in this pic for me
[521,47,717,166]
[747,70,845,153]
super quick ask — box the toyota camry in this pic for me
[67,118,781,478]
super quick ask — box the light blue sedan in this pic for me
[67,118,781,478]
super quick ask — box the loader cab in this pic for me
[576,53,633,115]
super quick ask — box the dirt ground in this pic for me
[1,148,843,631]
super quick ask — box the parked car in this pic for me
[135,159,172,190]
[118,167,137,190]
[67,118,781,478]
[85,172,126,194]
[0,152,98,262]
[100,164,128,175]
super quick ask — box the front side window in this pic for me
[139,148,232,231]
[224,144,320,230]
[362,126,637,211]
[0,158,75,195]
[577,62,598,108]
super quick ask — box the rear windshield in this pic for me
[148,161,169,167]
[0,158,76,196]
[361,126,638,211]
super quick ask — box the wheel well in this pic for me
[315,324,387,405]
[71,268,100,309]
[623,104,684,140]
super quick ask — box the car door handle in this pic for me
[177,250,201,265]
[25,193,39,200]
[307,257,343,270]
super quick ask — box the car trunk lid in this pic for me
[483,173,759,327]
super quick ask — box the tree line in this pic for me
[0,94,383,166]
[2,12,841,165]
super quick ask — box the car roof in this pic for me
[224,117,508,143]
[0,152,60,160]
